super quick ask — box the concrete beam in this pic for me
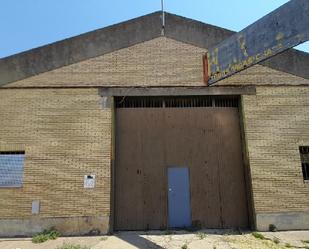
[164,13,234,49]
[99,86,256,97]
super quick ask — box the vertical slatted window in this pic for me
[299,146,309,181]
[115,96,239,108]
[0,151,25,187]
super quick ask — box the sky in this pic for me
[0,0,308,58]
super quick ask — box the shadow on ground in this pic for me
[114,229,250,249]
[115,231,165,249]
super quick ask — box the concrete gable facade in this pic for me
[4,36,309,88]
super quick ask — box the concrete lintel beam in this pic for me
[99,86,256,97]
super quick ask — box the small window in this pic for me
[299,146,309,181]
[0,151,25,187]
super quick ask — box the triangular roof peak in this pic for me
[0,11,308,86]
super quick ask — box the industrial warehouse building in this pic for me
[0,12,308,236]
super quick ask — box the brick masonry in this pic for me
[0,37,309,233]
[0,88,111,234]
[242,88,309,203]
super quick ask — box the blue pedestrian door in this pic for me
[168,167,192,228]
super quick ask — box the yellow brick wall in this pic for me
[217,65,309,86]
[1,36,309,222]
[7,37,205,88]
[242,86,309,213]
[6,37,309,88]
[0,88,111,219]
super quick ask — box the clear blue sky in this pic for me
[0,0,308,58]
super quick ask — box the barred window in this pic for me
[299,146,309,181]
[0,151,25,187]
[115,96,239,108]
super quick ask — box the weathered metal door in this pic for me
[168,167,191,228]
[114,108,167,230]
[114,96,249,230]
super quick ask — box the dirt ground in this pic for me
[1,230,309,249]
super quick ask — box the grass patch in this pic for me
[56,244,91,249]
[285,243,292,248]
[269,224,277,232]
[181,244,188,249]
[100,236,108,241]
[303,240,309,244]
[164,230,175,235]
[196,232,207,240]
[251,232,266,240]
[32,228,61,243]
[273,237,280,244]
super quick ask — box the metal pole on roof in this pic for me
[161,0,165,35]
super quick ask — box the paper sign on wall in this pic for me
[84,175,95,188]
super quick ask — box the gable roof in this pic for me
[0,11,309,87]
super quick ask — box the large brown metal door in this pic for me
[115,109,167,230]
[114,97,249,230]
